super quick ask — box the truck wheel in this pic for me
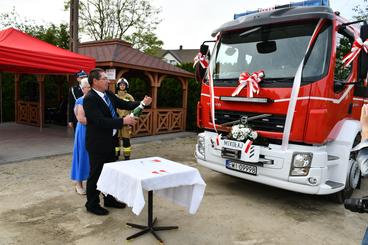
[333,135,361,204]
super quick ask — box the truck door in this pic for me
[331,27,355,120]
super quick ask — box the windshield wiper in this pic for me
[240,27,262,37]
[264,78,293,83]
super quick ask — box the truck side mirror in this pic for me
[358,23,368,80]
[195,44,210,82]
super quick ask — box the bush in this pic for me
[177,63,201,131]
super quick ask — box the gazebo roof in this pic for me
[78,39,193,78]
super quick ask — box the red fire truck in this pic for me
[194,1,368,202]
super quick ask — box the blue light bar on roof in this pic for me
[290,0,329,7]
[234,0,330,19]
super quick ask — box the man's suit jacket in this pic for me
[83,89,140,154]
[68,85,83,125]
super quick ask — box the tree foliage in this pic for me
[157,77,183,108]
[127,77,151,102]
[0,8,69,49]
[125,31,163,56]
[177,63,200,131]
[75,0,163,53]
[353,0,368,21]
[0,7,38,34]
[334,36,352,81]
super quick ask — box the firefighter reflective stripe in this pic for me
[282,19,326,151]
[115,147,120,157]
[122,146,132,156]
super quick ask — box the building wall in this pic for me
[163,53,180,65]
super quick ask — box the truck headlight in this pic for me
[197,135,205,159]
[290,152,313,176]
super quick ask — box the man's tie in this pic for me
[104,93,118,118]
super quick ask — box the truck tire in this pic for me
[333,134,361,203]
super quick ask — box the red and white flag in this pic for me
[342,38,368,67]
[193,52,209,69]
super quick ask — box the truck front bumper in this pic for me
[195,132,344,195]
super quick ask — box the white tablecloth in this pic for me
[97,157,206,215]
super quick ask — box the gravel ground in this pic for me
[0,135,367,245]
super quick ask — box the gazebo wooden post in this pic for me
[37,75,45,130]
[14,73,20,123]
[181,77,188,130]
[151,73,159,135]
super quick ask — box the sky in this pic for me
[0,0,364,49]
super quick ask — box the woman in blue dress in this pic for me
[71,78,91,195]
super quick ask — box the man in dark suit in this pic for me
[68,70,87,130]
[83,68,152,216]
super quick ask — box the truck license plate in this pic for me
[225,160,257,176]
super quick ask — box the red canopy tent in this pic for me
[0,27,95,73]
[0,27,96,127]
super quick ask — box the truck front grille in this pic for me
[215,110,286,132]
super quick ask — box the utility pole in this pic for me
[69,0,79,53]
[68,0,79,129]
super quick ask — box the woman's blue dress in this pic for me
[70,97,90,181]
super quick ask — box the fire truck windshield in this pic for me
[211,20,331,86]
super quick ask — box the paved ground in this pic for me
[0,123,195,164]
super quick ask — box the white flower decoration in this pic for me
[230,124,257,142]
[248,131,258,140]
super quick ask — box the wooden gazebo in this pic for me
[78,40,194,136]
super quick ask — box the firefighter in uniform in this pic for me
[115,78,135,160]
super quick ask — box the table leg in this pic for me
[126,190,178,243]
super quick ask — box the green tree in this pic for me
[157,77,182,108]
[1,73,15,122]
[0,7,37,33]
[71,0,163,53]
[128,77,150,101]
[177,63,200,131]
[353,0,368,21]
[334,36,352,81]
[0,8,70,49]
[125,31,163,56]
[31,24,70,49]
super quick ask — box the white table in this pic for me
[97,157,206,243]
